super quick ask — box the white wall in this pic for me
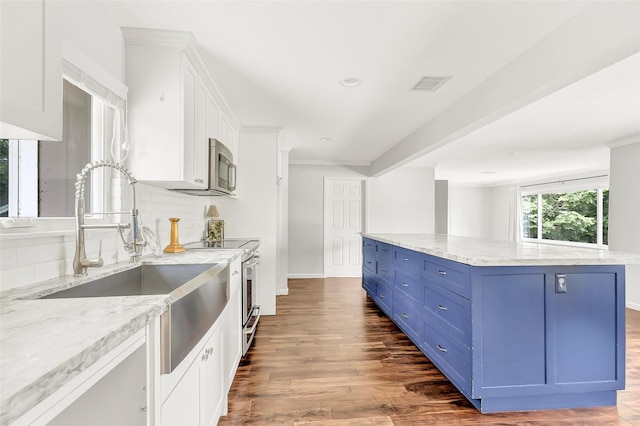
[288,165,368,277]
[608,138,640,310]
[288,165,435,277]
[434,180,449,234]
[367,167,435,233]
[60,1,126,83]
[448,186,493,239]
[211,127,282,315]
[489,185,512,241]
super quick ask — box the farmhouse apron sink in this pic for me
[41,263,229,374]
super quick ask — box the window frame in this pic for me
[520,175,609,248]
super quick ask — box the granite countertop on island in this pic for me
[0,248,243,425]
[363,233,640,266]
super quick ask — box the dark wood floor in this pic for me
[219,278,640,425]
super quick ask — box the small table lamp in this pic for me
[206,205,224,241]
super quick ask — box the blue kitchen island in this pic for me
[361,233,640,413]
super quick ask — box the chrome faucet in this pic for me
[73,161,145,277]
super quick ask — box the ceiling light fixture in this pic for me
[505,152,519,156]
[340,78,361,88]
[320,137,330,142]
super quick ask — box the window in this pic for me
[1,78,123,219]
[0,139,8,216]
[522,180,609,246]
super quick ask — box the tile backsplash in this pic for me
[0,184,213,292]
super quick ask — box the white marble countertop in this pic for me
[0,248,243,425]
[363,233,640,266]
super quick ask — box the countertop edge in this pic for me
[363,233,640,266]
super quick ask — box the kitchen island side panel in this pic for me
[470,265,625,400]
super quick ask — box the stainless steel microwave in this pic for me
[210,138,236,195]
[172,139,236,196]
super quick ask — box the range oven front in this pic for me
[242,254,260,356]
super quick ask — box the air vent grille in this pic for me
[412,76,451,92]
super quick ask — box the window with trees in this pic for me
[522,182,609,246]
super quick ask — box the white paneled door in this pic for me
[324,178,364,277]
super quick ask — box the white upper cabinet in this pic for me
[217,115,229,146]
[0,0,62,141]
[125,44,207,189]
[122,28,239,191]
[206,96,219,142]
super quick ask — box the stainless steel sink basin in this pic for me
[42,264,213,298]
[42,263,229,374]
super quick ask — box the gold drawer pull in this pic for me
[437,344,448,353]
[401,282,409,287]
[437,270,447,275]
[401,313,409,319]
[437,304,448,311]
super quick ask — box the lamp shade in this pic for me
[206,205,220,218]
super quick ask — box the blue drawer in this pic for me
[375,281,393,315]
[422,255,471,299]
[377,260,394,287]
[376,242,393,263]
[363,238,376,256]
[394,269,422,304]
[363,251,376,274]
[423,279,471,347]
[394,247,422,276]
[393,292,421,343]
[362,275,377,295]
[422,315,471,394]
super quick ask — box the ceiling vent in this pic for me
[412,76,451,92]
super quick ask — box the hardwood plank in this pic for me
[218,278,640,425]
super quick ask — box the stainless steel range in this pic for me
[183,239,261,355]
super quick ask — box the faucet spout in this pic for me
[73,161,145,277]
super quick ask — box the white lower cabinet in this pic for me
[199,325,225,426]
[13,328,149,426]
[161,355,199,426]
[161,312,227,426]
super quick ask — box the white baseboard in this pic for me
[277,288,289,295]
[626,301,640,311]
[288,273,324,279]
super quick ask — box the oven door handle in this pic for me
[243,305,261,335]
[243,256,260,269]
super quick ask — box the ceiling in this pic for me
[98,0,640,186]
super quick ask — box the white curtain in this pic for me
[507,186,523,242]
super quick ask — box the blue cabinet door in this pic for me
[546,270,623,387]
[473,270,547,397]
